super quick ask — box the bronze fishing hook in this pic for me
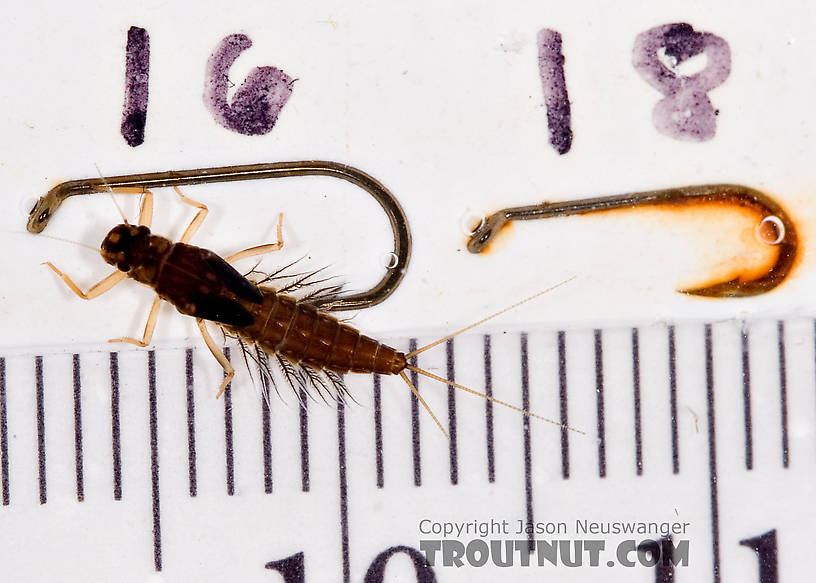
[467,184,796,297]
[27,161,411,311]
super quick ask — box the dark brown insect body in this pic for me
[234,291,406,375]
[100,223,407,377]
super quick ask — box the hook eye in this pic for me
[467,184,797,297]
[27,161,411,311]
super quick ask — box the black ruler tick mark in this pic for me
[73,354,84,502]
[594,330,606,478]
[446,339,458,485]
[148,350,162,572]
[0,357,8,506]
[337,397,350,583]
[110,352,122,500]
[741,326,754,471]
[223,347,234,496]
[299,388,310,492]
[668,326,679,474]
[484,335,495,483]
[185,349,197,497]
[521,333,534,553]
[35,356,46,505]
[558,331,569,480]
[705,324,721,583]
[373,374,384,488]
[261,379,273,494]
[778,321,789,468]
[409,338,421,487]
[632,328,643,476]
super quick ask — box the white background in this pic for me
[0,1,814,581]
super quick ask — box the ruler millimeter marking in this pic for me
[300,388,310,492]
[35,356,45,504]
[741,329,754,471]
[72,354,84,502]
[557,330,569,480]
[0,357,8,507]
[372,374,384,488]
[594,330,607,478]
[408,338,421,488]
[520,332,533,553]
[705,324,721,583]
[185,348,197,498]
[223,348,235,497]
[337,398,350,583]
[110,352,122,500]
[668,325,680,474]
[632,328,643,476]
[148,350,162,571]
[483,335,496,484]
[777,322,789,469]
[446,339,458,486]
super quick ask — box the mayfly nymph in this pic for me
[43,187,577,437]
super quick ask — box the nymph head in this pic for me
[100,224,151,272]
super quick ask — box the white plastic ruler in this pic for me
[0,316,810,581]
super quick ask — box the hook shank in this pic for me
[28,161,411,311]
[468,184,797,297]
